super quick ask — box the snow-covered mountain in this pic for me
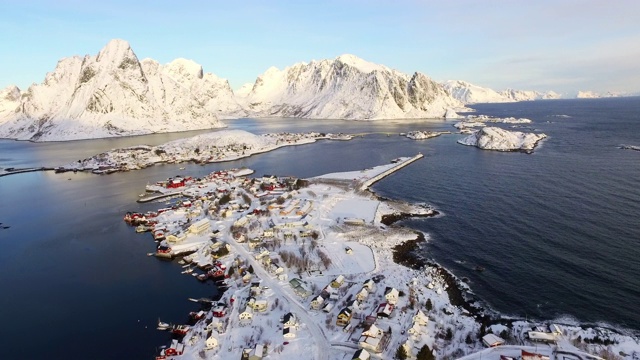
[0,39,240,141]
[443,80,561,104]
[500,88,561,101]
[442,80,510,104]
[238,54,462,119]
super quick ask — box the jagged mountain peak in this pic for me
[334,54,387,74]
[0,39,238,141]
[96,39,136,64]
[164,58,204,83]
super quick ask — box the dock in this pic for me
[0,167,55,177]
[359,153,424,191]
[137,191,183,203]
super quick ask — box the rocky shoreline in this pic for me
[383,208,495,326]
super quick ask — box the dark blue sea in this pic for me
[0,97,638,359]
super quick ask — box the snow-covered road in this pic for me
[226,237,344,360]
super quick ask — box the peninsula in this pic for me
[122,156,627,360]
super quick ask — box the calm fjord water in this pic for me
[0,98,638,359]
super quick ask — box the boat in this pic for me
[156,245,172,258]
[179,167,185,170]
[171,324,190,336]
[189,310,206,320]
[136,225,150,233]
[157,320,172,330]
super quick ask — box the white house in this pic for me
[355,288,369,302]
[310,295,325,310]
[358,324,389,353]
[413,310,428,326]
[352,348,371,360]
[401,340,416,360]
[283,312,298,327]
[255,249,270,260]
[253,300,268,312]
[322,302,334,313]
[362,324,383,338]
[362,279,375,292]
[348,299,361,312]
[331,275,346,288]
[384,288,399,305]
[205,335,218,350]
[239,307,253,323]
[188,218,210,235]
[408,322,422,337]
[283,326,296,338]
[482,334,505,347]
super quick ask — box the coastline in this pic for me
[123,155,638,360]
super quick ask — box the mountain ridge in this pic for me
[1,39,577,141]
[0,39,235,141]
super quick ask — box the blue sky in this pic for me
[1,0,639,95]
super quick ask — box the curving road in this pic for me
[226,237,343,360]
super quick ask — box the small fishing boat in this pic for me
[156,246,172,258]
[171,324,190,336]
[157,320,172,330]
[189,310,205,320]
[136,225,150,233]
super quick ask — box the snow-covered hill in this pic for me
[238,54,462,119]
[443,80,561,104]
[0,39,240,141]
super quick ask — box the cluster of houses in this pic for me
[137,166,444,360]
[136,168,319,261]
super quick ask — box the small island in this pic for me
[54,130,353,174]
[457,127,547,153]
[404,131,451,140]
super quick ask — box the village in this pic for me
[123,156,633,360]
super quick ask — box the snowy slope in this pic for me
[457,126,547,152]
[576,90,600,98]
[238,54,462,119]
[0,39,240,141]
[443,80,513,104]
[443,80,561,104]
[500,88,561,101]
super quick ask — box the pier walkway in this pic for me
[359,153,423,191]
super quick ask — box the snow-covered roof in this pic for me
[482,333,505,347]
